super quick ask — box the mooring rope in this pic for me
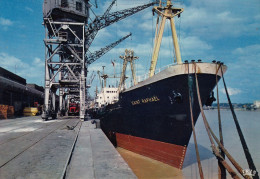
[220,66,259,179]
[187,63,204,179]
[216,63,226,179]
[193,62,249,179]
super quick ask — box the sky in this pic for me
[0,0,260,103]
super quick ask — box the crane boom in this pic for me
[85,0,117,51]
[104,0,117,16]
[85,2,156,50]
[86,33,132,65]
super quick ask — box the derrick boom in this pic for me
[86,33,131,65]
[85,2,156,50]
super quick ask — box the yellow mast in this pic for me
[149,0,184,77]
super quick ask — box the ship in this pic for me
[91,0,227,169]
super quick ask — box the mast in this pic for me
[149,0,184,77]
[101,66,108,88]
[118,49,139,91]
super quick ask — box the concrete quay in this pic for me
[0,116,136,179]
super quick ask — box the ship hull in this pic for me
[98,63,226,169]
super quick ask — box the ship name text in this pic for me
[131,96,160,105]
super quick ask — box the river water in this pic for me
[118,110,260,179]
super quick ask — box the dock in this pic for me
[0,116,136,179]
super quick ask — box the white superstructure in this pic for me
[254,100,260,108]
[95,87,119,108]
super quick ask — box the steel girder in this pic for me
[42,19,86,120]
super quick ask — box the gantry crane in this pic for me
[42,0,157,120]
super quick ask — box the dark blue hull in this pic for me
[96,72,220,168]
[100,73,218,146]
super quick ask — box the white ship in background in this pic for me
[94,87,119,108]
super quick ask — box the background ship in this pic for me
[91,0,227,169]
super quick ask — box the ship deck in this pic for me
[0,116,136,179]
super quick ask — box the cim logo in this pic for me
[242,169,256,177]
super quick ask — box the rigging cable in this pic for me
[221,65,259,179]
[193,62,250,179]
[148,10,155,74]
[216,63,227,179]
[187,63,204,179]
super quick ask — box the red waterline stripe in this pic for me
[116,133,187,169]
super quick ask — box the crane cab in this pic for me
[43,0,90,22]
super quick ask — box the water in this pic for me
[118,110,260,179]
[183,110,260,179]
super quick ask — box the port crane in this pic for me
[118,49,139,91]
[42,0,157,120]
[96,65,120,89]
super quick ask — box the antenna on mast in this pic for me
[95,0,98,8]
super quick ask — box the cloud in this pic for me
[101,0,151,12]
[89,34,213,74]
[179,1,259,39]
[25,7,34,13]
[218,44,260,102]
[104,42,153,57]
[0,17,13,26]
[232,44,260,56]
[0,53,44,85]
[231,44,260,72]
[138,21,152,31]
[181,8,244,38]
[220,87,242,96]
[137,11,154,32]
[33,57,45,67]
[254,14,260,20]
[116,16,141,29]
[95,28,112,39]
[148,34,213,60]
[116,29,131,37]
[0,53,28,69]
[179,35,212,56]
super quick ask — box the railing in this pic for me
[58,31,68,39]
[154,63,177,75]
[125,63,176,89]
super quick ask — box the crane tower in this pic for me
[42,0,157,120]
[42,0,90,120]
